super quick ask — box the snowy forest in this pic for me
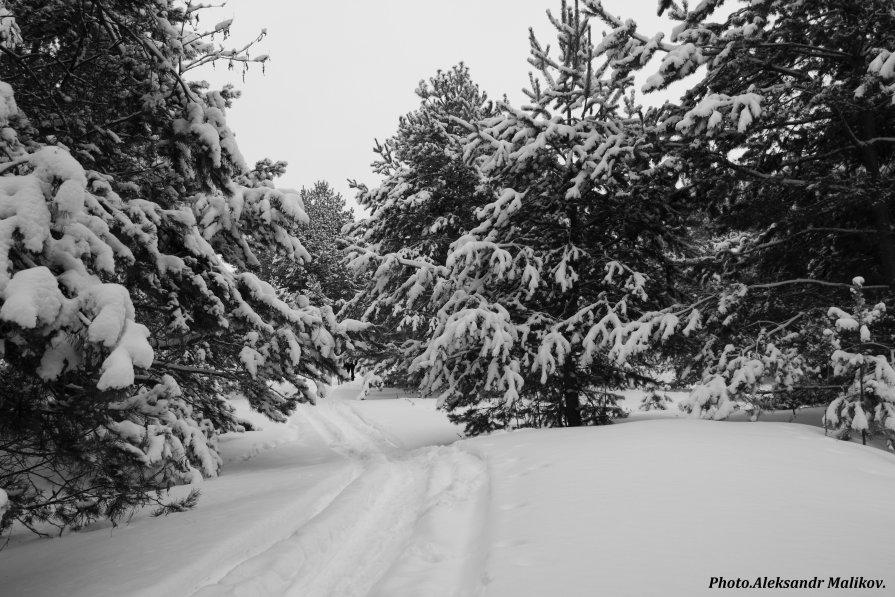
[1,0,894,589]
[352,0,895,443]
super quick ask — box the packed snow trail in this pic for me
[302,398,401,456]
[189,393,490,597]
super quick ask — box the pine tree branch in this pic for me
[151,361,238,379]
[752,384,844,395]
[748,278,888,291]
[0,45,73,133]
[740,56,813,82]
[751,42,851,59]
[149,332,208,350]
[100,109,145,130]
[735,227,881,256]
[705,151,854,191]
[581,0,675,53]
[92,4,199,103]
[836,108,867,152]
[0,155,30,175]
[766,311,805,336]
[771,146,852,169]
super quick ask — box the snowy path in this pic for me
[189,393,490,597]
[0,386,486,597]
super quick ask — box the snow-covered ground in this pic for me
[1,383,894,596]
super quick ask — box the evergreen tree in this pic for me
[254,175,357,307]
[295,181,357,305]
[0,1,351,533]
[389,1,685,432]
[823,278,895,449]
[344,63,496,389]
[580,0,895,421]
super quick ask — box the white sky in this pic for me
[197,1,675,214]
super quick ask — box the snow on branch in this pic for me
[676,92,763,134]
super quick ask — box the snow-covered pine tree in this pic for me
[296,182,357,306]
[580,0,895,419]
[405,0,686,432]
[344,64,496,389]
[255,176,357,307]
[823,278,895,449]
[0,1,351,533]
[640,391,672,411]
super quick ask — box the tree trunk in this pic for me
[564,390,582,427]
[561,194,583,428]
[562,358,583,427]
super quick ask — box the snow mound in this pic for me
[464,419,895,597]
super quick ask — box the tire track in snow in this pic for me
[369,448,491,597]
[189,398,490,597]
[302,399,399,457]
[181,460,363,597]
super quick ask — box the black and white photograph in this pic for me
[0,0,893,595]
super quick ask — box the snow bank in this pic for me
[465,419,895,597]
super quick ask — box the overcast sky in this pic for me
[198,1,675,214]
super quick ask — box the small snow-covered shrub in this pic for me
[581,390,629,425]
[681,329,810,421]
[823,279,895,450]
[640,392,672,411]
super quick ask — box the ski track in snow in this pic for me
[304,399,401,457]
[188,398,489,597]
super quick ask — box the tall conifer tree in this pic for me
[0,0,353,532]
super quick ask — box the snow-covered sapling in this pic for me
[823,278,895,449]
[640,392,672,411]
